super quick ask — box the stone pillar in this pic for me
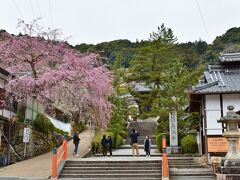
[167,111,181,155]
[169,111,178,146]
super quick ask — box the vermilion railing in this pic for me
[162,133,169,180]
[51,137,67,179]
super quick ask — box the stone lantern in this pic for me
[217,105,240,175]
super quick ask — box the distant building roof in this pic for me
[219,53,240,63]
[134,83,151,92]
[191,64,240,94]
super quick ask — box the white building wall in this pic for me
[205,95,222,135]
[222,94,240,115]
[25,97,44,121]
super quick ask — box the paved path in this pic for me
[0,128,94,179]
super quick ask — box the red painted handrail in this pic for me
[162,133,169,180]
[51,138,67,179]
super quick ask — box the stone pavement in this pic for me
[0,128,94,179]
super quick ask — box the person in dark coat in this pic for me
[108,136,113,157]
[73,132,80,156]
[130,129,140,157]
[144,136,151,157]
[101,135,108,157]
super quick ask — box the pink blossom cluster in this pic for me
[0,24,113,129]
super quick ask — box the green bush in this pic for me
[91,130,103,153]
[54,127,68,136]
[115,134,123,148]
[119,130,128,139]
[180,134,198,153]
[178,131,187,143]
[156,133,170,152]
[32,113,55,134]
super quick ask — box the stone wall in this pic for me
[1,122,63,164]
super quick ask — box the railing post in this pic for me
[63,137,67,161]
[162,133,166,149]
[162,147,169,180]
[51,148,57,179]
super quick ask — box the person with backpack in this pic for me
[73,132,80,156]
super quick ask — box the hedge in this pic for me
[32,113,55,134]
[115,134,124,148]
[180,134,198,153]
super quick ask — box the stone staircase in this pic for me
[57,119,214,180]
[58,159,162,180]
[168,157,215,177]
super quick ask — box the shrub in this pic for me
[119,130,128,139]
[32,113,55,134]
[91,130,103,153]
[178,131,187,143]
[115,135,123,148]
[54,127,68,136]
[180,134,198,153]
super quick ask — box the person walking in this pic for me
[108,136,113,157]
[144,136,151,157]
[73,132,80,156]
[130,129,140,157]
[101,135,108,157]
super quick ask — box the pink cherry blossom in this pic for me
[0,20,113,129]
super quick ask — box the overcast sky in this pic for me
[1,0,240,45]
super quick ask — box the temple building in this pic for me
[188,53,240,156]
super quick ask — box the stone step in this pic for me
[61,169,162,174]
[63,167,161,170]
[124,139,156,144]
[65,163,161,167]
[66,160,161,164]
[59,173,161,179]
[169,165,209,168]
[65,164,161,169]
[170,168,215,177]
[118,145,158,149]
[59,178,161,180]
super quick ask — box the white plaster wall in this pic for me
[48,116,70,133]
[0,109,16,119]
[222,94,240,115]
[25,97,44,121]
[0,78,4,88]
[205,95,222,135]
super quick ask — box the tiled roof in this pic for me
[134,83,151,92]
[219,53,240,63]
[191,64,240,94]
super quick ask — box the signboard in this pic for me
[169,111,178,146]
[23,127,31,143]
[208,137,228,152]
[208,137,240,152]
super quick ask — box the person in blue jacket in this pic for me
[108,136,113,157]
[101,135,108,157]
[130,129,140,157]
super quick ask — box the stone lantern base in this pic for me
[216,160,240,179]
